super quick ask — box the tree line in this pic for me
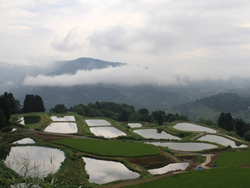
[218,112,250,141]
[0,92,45,130]
[50,101,188,124]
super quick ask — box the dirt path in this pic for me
[199,154,214,169]
[190,132,205,140]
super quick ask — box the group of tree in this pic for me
[0,92,21,129]
[50,104,68,113]
[23,94,45,113]
[218,112,250,140]
[66,101,188,124]
[0,92,45,130]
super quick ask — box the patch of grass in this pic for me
[50,138,160,157]
[74,114,94,136]
[215,150,250,167]
[125,167,250,188]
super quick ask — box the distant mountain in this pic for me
[173,93,250,122]
[47,57,126,75]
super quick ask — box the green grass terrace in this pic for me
[50,138,160,157]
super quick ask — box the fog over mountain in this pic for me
[2,57,250,113]
[1,1,250,115]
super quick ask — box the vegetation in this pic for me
[0,92,21,129]
[49,104,68,113]
[218,112,250,139]
[23,94,45,113]
[50,138,160,157]
[125,167,250,188]
[214,150,250,167]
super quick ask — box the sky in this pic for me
[1,0,250,86]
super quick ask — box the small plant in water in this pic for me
[5,150,67,187]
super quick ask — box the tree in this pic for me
[139,108,149,115]
[34,95,45,112]
[23,94,34,113]
[0,95,11,123]
[119,110,129,121]
[0,109,6,129]
[50,104,68,113]
[157,113,164,125]
[244,131,250,141]
[234,119,248,138]
[3,92,21,114]
[23,94,45,113]
[218,112,234,131]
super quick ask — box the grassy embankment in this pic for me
[125,149,250,188]
[50,138,160,157]
[214,150,250,167]
[10,112,52,131]
[125,167,250,188]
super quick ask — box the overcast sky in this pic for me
[1,0,250,86]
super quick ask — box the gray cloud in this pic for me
[1,0,250,83]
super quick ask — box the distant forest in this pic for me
[50,101,188,124]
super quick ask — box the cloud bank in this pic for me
[23,62,250,87]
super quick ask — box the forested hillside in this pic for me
[173,93,250,122]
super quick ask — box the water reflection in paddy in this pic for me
[44,122,78,133]
[3,146,65,178]
[148,162,189,175]
[13,138,35,144]
[174,123,217,133]
[128,123,142,128]
[146,142,217,151]
[50,116,75,121]
[85,119,111,126]
[134,129,180,140]
[90,127,126,138]
[198,135,247,148]
[18,116,41,125]
[83,157,140,184]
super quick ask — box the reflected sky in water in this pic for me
[146,142,217,151]
[174,123,217,133]
[128,123,142,128]
[134,129,180,140]
[85,119,111,126]
[44,122,78,133]
[83,157,140,184]
[4,146,65,178]
[198,135,247,148]
[50,116,75,121]
[13,138,35,144]
[148,162,189,175]
[90,127,126,138]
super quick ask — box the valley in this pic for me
[1,112,249,187]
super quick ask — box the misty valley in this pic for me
[1,58,250,187]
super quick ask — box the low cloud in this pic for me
[23,65,181,86]
[22,62,250,87]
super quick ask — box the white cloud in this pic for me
[1,0,250,82]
